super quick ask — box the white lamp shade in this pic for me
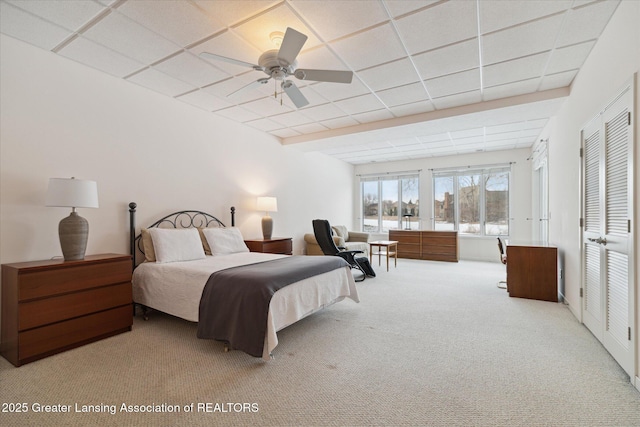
[46,178,99,208]
[257,196,277,212]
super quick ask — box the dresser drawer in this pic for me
[18,305,132,363]
[19,282,132,331]
[18,259,131,301]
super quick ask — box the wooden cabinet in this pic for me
[506,242,558,302]
[1,254,133,367]
[244,238,293,255]
[389,230,458,262]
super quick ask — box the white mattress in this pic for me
[132,253,359,360]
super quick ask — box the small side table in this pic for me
[369,240,398,272]
[244,237,293,255]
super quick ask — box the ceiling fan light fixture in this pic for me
[269,31,284,47]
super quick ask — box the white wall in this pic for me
[543,0,640,385]
[0,34,355,267]
[354,148,532,262]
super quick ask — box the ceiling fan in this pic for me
[200,27,353,108]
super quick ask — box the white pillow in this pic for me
[148,228,206,263]
[203,227,249,255]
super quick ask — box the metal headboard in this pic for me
[128,202,235,270]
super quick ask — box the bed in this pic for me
[128,203,359,360]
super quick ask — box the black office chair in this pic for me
[312,219,373,282]
[497,237,507,289]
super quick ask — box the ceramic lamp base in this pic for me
[261,215,273,240]
[59,211,89,261]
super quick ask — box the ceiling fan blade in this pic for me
[281,81,309,108]
[228,78,270,97]
[294,69,353,84]
[278,27,308,65]
[199,52,262,70]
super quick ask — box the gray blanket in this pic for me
[196,256,349,357]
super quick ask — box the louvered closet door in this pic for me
[581,87,634,377]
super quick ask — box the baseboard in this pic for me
[635,377,640,392]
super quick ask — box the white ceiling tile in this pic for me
[127,68,196,96]
[394,0,478,54]
[352,109,395,123]
[389,101,435,117]
[297,86,330,106]
[384,1,440,18]
[5,0,106,31]
[330,24,406,71]
[291,122,329,134]
[215,105,262,122]
[176,89,234,111]
[300,103,348,122]
[417,133,451,144]
[82,11,181,63]
[546,40,595,74]
[312,78,370,101]
[479,0,572,34]
[482,14,564,64]
[334,94,386,115]
[483,78,541,101]
[58,35,144,77]
[269,128,301,138]
[295,45,346,71]
[117,0,223,47]
[290,0,388,41]
[154,52,229,87]
[388,137,421,147]
[242,97,294,116]
[203,73,267,103]
[556,0,620,47]
[0,2,73,50]
[376,82,429,107]
[425,68,480,98]
[191,30,264,76]
[450,128,484,139]
[193,0,280,26]
[232,3,321,53]
[431,90,482,110]
[244,117,283,132]
[539,70,577,91]
[357,58,420,91]
[321,116,360,129]
[270,110,314,127]
[483,52,548,87]
[413,39,479,80]
[486,122,525,134]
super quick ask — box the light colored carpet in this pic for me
[1,259,639,426]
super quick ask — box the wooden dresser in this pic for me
[244,237,293,255]
[389,230,458,262]
[1,253,133,367]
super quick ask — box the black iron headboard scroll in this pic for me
[128,202,236,270]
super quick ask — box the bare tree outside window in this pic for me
[361,175,420,232]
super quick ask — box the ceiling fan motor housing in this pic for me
[259,49,297,80]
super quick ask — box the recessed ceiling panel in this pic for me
[413,38,479,80]
[334,93,385,115]
[394,0,478,54]
[482,14,564,65]
[539,70,577,91]
[0,2,73,50]
[154,52,230,87]
[177,89,234,111]
[483,78,541,101]
[358,58,420,91]
[127,68,196,97]
[82,11,181,64]
[479,0,572,34]
[545,40,595,74]
[425,68,480,99]
[193,0,280,27]
[59,35,144,77]
[384,0,440,18]
[191,30,264,76]
[483,52,548,87]
[5,0,106,31]
[290,0,388,41]
[555,0,620,47]
[330,23,406,71]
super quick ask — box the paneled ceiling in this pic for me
[0,0,620,164]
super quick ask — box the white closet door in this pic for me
[581,86,634,377]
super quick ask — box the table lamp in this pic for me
[257,196,277,240]
[46,177,99,260]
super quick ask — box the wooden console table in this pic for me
[506,241,558,302]
[389,230,458,262]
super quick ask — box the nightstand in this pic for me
[1,253,133,367]
[244,238,293,255]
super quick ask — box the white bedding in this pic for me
[132,253,359,360]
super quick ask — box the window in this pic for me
[361,174,419,232]
[433,166,510,236]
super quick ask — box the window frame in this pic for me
[432,165,511,237]
[360,173,420,233]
